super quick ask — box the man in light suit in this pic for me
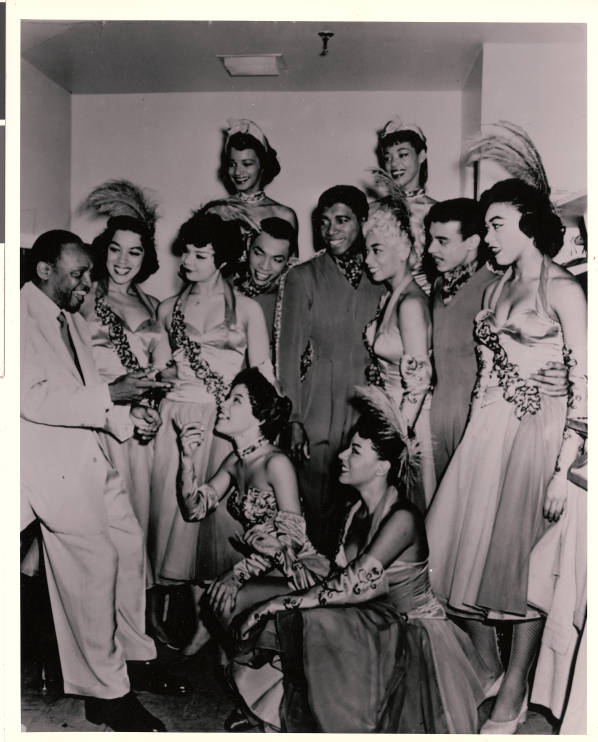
[21,230,178,731]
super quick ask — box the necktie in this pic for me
[58,311,84,381]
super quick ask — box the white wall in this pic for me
[460,49,482,196]
[479,42,586,199]
[21,60,71,245]
[70,90,463,299]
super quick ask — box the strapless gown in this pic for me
[426,256,568,619]
[148,285,247,584]
[364,278,436,508]
[87,287,161,585]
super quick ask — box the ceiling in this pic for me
[21,21,585,94]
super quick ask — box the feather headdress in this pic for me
[78,179,159,236]
[199,198,262,235]
[462,121,550,197]
[353,385,422,504]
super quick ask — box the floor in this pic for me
[21,575,558,734]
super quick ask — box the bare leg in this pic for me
[488,617,544,722]
[181,584,211,656]
[460,616,503,679]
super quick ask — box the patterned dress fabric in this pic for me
[426,257,568,619]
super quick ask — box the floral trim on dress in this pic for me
[95,294,142,372]
[170,294,230,410]
[299,341,314,382]
[474,317,541,420]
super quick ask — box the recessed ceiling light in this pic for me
[217,54,285,77]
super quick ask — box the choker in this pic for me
[236,190,267,203]
[237,435,269,460]
[405,187,425,198]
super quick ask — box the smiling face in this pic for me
[364,223,411,283]
[216,383,259,437]
[106,229,145,286]
[179,244,218,283]
[484,202,533,266]
[248,231,291,288]
[338,432,389,489]
[40,243,92,312]
[427,220,479,274]
[319,203,362,257]
[227,147,263,195]
[383,141,426,191]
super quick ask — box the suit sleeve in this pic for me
[277,266,312,425]
[20,318,132,440]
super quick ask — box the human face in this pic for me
[484,202,533,266]
[383,141,425,191]
[338,432,387,489]
[41,243,92,312]
[216,384,258,437]
[364,226,411,283]
[106,229,145,286]
[319,203,362,257]
[227,147,263,195]
[427,221,477,274]
[248,232,290,288]
[179,244,218,283]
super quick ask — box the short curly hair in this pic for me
[479,178,564,258]
[172,211,244,278]
[220,132,281,191]
[90,215,159,286]
[377,129,428,188]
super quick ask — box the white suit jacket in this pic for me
[21,281,133,532]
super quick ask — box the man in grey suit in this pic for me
[21,230,183,731]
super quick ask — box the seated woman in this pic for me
[177,367,329,631]
[221,119,298,232]
[363,197,435,508]
[229,386,491,733]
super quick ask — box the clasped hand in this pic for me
[242,523,282,558]
[109,368,173,403]
[130,405,162,442]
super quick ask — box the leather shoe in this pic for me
[85,691,166,731]
[128,659,191,696]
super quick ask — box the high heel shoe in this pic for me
[480,692,528,734]
[482,672,505,701]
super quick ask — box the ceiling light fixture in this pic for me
[318,32,334,56]
[217,54,285,77]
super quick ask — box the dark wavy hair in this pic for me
[316,185,369,223]
[258,216,298,258]
[230,367,292,443]
[479,178,564,258]
[351,409,406,489]
[172,211,244,278]
[220,132,281,192]
[377,129,428,188]
[90,215,159,286]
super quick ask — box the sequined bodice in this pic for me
[473,258,565,419]
[88,291,161,383]
[227,485,278,529]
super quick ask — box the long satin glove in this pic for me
[237,553,387,640]
[231,551,275,587]
[183,483,220,522]
[270,511,330,590]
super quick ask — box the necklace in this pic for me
[237,434,269,460]
[236,190,266,203]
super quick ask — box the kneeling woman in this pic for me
[230,386,491,733]
[178,367,329,630]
